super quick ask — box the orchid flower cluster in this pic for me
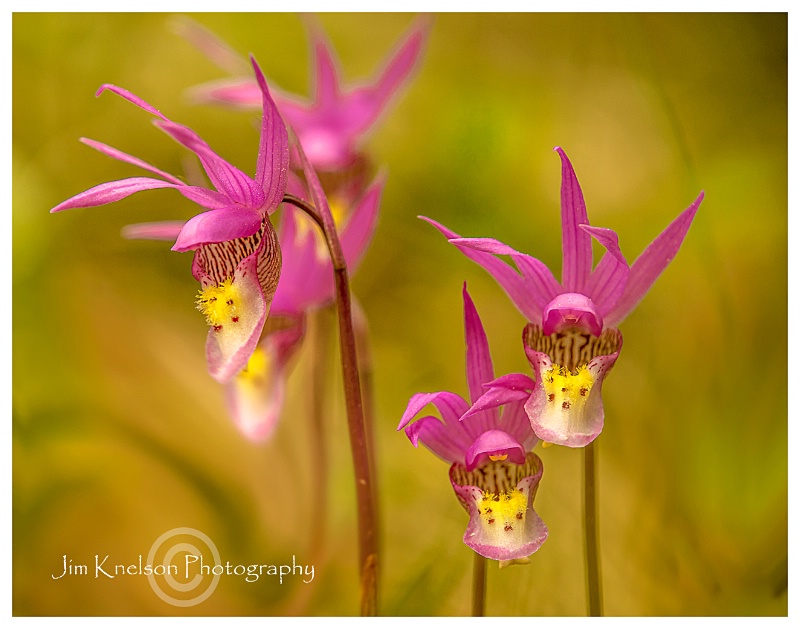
[50,13,704,609]
[52,18,427,443]
[400,148,703,563]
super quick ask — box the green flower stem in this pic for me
[472,552,487,616]
[283,192,379,616]
[584,440,603,616]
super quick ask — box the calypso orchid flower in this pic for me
[180,16,428,171]
[51,57,290,384]
[424,147,704,448]
[398,285,547,563]
[225,173,384,441]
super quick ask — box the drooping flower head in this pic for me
[51,57,289,384]
[180,15,428,171]
[224,172,384,442]
[398,285,547,562]
[424,147,704,447]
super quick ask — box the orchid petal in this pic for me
[187,78,263,109]
[462,385,532,422]
[341,174,384,270]
[404,415,471,464]
[462,285,497,416]
[450,453,547,561]
[308,20,341,105]
[172,16,251,76]
[225,317,305,442]
[580,225,630,318]
[604,191,704,327]
[397,391,470,432]
[50,177,176,212]
[555,147,593,291]
[154,119,263,209]
[499,400,540,452]
[449,237,561,315]
[464,430,526,471]
[96,84,168,120]
[372,18,429,115]
[79,138,184,185]
[172,207,263,252]
[122,221,186,241]
[251,56,290,213]
[421,218,541,322]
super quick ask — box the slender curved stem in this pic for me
[584,440,603,616]
[283,187,378,616]
[308,308,332,561]
[471,552,487,616]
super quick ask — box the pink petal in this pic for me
[449,237,561,317]
[397,391,470,432]
[579,225,629,318]
[225,317,305,443]
[555,147,593,292]
[154,119,264,210]
[121,221,186,241]
[50,177,177,212]
[464,430,526,471]
[461,384,532,422]
[172,16,251,76]
[204,242,270,384]
[251,56,290,213]
[96,84,167,120]
[421,218,541,322]
[187,78,263,109]
[341,174,384,270]
[603,191,704,327]
[404,415,470,464]
[462,285,497,424]
[499,400,539,452]
[171,207,263,252]
[372,17,429,114]
[308,19,342,105]
[79,138,184,185]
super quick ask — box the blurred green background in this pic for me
[13,12,786,616]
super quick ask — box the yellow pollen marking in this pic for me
[196,277,241,328]
[295,197,350,262]
[488,454,508,462]
[543,364,595,413]
[541,441,554,449]
[479,489,526,528]
[236,347,271,385]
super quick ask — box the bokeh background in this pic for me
[13,12,787,616]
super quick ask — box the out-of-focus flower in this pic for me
[424,147,704,447]
[224,173,384,441]
[179,16,428,171]
[398,285,547,562]
[51,57,289,384]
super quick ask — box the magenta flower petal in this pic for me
[604,191,704,327]
[404,415,472,464]
[202,244,268,384]
[341,174,384,269]
[464,430,526,471]
[154,119,265,210]
[96,84,168,120]
[499,400,540,452]
[122,221,186,241]
[371,18,429,118]
[397,391,470,432]
[542,293,603,336]
[450,453,547,561]
[579,225,629,318]
[188,78,264,108]
[556,146,593,292]
[462,285,496,409]
[421,217,541,322]
[225,317,305,442]
[523,325,622,447]
[462,382,532,422]
[50,177,177,212]
[79,138,185,185]
[251,56,290,214]
[172,207,263,252]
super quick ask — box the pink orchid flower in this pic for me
[51,57,290,384]
[182,17,428,171]
[398,285,547,563]
[424,147,704,448]
[225,173,384,442]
